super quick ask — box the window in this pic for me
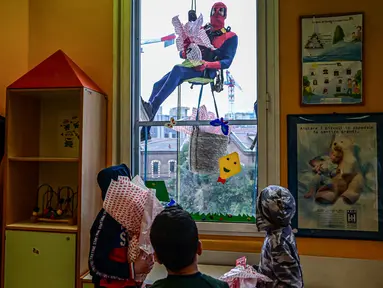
[113,0,279,236]
[151,160,161,178]
[169,160,176,174]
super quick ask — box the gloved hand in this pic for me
[194,61,207,71]
[194,61,221,71]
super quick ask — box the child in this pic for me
[256,185,304,288]
[89,164,154,288]
[304,146,343,199]
[149,205,229,288]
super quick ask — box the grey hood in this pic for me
[256,185,296,232]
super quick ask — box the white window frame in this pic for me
[168,160,177,175]
[151,160,161,178]
[112,0,279,237]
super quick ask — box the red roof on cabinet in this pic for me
[8,49,105,94]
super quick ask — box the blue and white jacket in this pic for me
[256,185,304,288]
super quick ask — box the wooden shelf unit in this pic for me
[8,157,79,162]
[6,221,78,233]
[4,88,106,288]
[2,48,107,288]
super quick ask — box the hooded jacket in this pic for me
[256,185,303,288]
[88,164,137,287]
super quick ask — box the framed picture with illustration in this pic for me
[300,13,364,106]
[287,113,383,240]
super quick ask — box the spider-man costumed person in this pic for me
[141,2,238,140]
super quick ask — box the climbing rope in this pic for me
[191,0,196,11]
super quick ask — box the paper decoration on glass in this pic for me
[217,152,242,184]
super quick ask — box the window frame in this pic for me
[168,160,177,175]
[151,160,161,178]
[112,0,279,237]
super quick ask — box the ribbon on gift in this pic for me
[219,263,272,288]
[172,105,227,136]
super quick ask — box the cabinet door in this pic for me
[4,230,76,288]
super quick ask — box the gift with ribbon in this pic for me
[103,175,164,283]
[219,257,271,288]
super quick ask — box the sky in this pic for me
[140,0,257,116]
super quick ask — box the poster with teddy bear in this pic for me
[288,114,383,240]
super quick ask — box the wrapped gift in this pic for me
[172,13,215,65]
[103,175,164,283]
[132,176,164,255]
[219,257,271,288]
[172,105,225,136]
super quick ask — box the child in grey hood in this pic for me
[256,185,303,288]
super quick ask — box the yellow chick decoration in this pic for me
[217,152,241,184]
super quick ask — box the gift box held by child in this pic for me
[88,164,154,288]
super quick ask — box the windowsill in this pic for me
[200,234,264,253]
[197,222,264,237]
[199,233,383,260]
[197,222,265,253]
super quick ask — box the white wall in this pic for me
[146,250,383,288]
[199,251,383,288]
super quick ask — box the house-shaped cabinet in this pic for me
[2,50,106,288]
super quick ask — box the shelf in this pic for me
[8,156,79,162]
[6,221,78,233]
[6,161,79,228]
[7,91,81,159]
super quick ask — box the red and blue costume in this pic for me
[141,2,238,140]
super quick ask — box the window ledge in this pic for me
[199,234,264,253]
[197,222,264,237]
[199,235,383,260]
[197,222,265,253]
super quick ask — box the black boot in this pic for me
[140,97,154,121]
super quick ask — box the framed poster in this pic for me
[300,13,364,105]
[287,113,383,240]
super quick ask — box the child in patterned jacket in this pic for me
[255,185,304,288]
[88,164,154,288]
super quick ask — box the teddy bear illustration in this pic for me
[304,145,344,199]
[315,134,364,205]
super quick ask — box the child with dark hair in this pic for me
[89,164,154,288]
[256,185,304,288]
[150,205,229,288]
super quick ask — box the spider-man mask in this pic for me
[210,2,227,30]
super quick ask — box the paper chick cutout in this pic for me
[217,152,241,184]
[165,117,176,129]
[210,118,229,135]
